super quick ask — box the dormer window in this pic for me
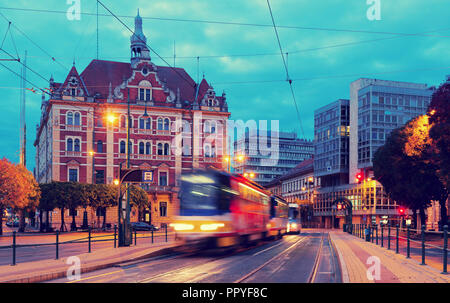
[71,88,76,96]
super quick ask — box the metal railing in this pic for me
[348,223,448,274]
[1,225,173,266]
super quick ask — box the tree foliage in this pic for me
[0,158,40,233]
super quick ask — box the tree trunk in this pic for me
[39,209,44,232]
[18,209,26,232]
[45,210,50,232]
[412,208,417,230]
[102,210,107,230]
[419,207,426,230]
[439,195,448,230]
[70,209,77,231]
[60,208,66,232]
[0,206,3,235]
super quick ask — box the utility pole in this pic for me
[19,51,27,167]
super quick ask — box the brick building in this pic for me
[34,11,230,229]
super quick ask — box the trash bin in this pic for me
[365,227,371,242]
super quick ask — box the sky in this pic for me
[0,0,449,172]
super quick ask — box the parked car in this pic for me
[131,222,159,231]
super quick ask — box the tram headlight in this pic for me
[200,223,225,231]
[290,223,297,229]
[169,223,194,231]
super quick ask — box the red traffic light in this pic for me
[355,171,364,183]
[337,204,342,210]
[398,207,406,215]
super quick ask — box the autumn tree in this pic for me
[428,81,450,227]
[129,185,150,222]
[0,158,40,234]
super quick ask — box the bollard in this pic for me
[376,225,378,245]
[165,225,168,242]
[381,225,384,247]
[12,231,16,266]
[151,229,154,244]
[421,225,426,265]
[396,225,399,254]
[114,225,117,248]
[134,229,137,246]
[56,231,59,260]
[88,226,92,253]
[442,225,448,274]
[388,225,391,250]
[371,226,374,243]
[406,226,411,259]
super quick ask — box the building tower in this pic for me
[130,9,150,65]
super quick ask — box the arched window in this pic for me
[204,121,210,133]
[145,142,151,155]
[120,141,126,153]
[211,121,216,134]
[157,118,163,130]
[164,118,170,131]
[74,139,80,152]
[97,140,103,153]
[74,112,81,125]
[164,143,170,155]
[139,142,144,154]
[145,118,151,129]
[139,118,145,129]
[67,138,73,151]
[67,112,73,125]
[157,143,163,155]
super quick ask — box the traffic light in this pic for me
[398,206,406,216]
[355,171,364,183]
[337,204,342,210]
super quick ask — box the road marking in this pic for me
[252,241,285,256]
[66,269,123,283]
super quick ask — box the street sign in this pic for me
[142,170,153,182]
[119,169,154,183]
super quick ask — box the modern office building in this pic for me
[314,99,350,187]
[313,78,435,228]
[233,131,313,185]
[349,78,435,181]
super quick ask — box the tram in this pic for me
[170,169,288,248]
[287,203,301,234]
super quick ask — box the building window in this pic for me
[71,88,76,96]
[68,168,78,182]
[139,88,151,101]
[145,142,151,155]
[74,112,80,125]
[164,143,170,155]
[67,138,73,151]
[159,172,168,186]
[139,142,145,154]
[157,118,163,130]
[95,170,105,184]
[139,117,151,129]
[159,202,167,217]
[128,140,133,154]
[120,141,126,153]
[74,139,80,152]
[139,88,145,101]
[157,143,163,155]
[67,112,73,125]
[97,140,103,153]
[164,118,170,131]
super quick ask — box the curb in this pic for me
[329,232,350,283]
[1,244,181,283]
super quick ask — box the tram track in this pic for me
[308,231,341,283]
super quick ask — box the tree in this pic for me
[0,158,40,234]
[428,81,450,227]
[129,185,150,222]
[39,182,60,232]
[373,127,433,227]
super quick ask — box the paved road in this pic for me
[47,230,341,283]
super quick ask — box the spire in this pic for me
[130,8,150,64]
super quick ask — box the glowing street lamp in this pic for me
[113,179,119,186]
[106,113,117,124]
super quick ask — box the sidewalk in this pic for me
[0,241,178,283]
[330,231,450,283]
